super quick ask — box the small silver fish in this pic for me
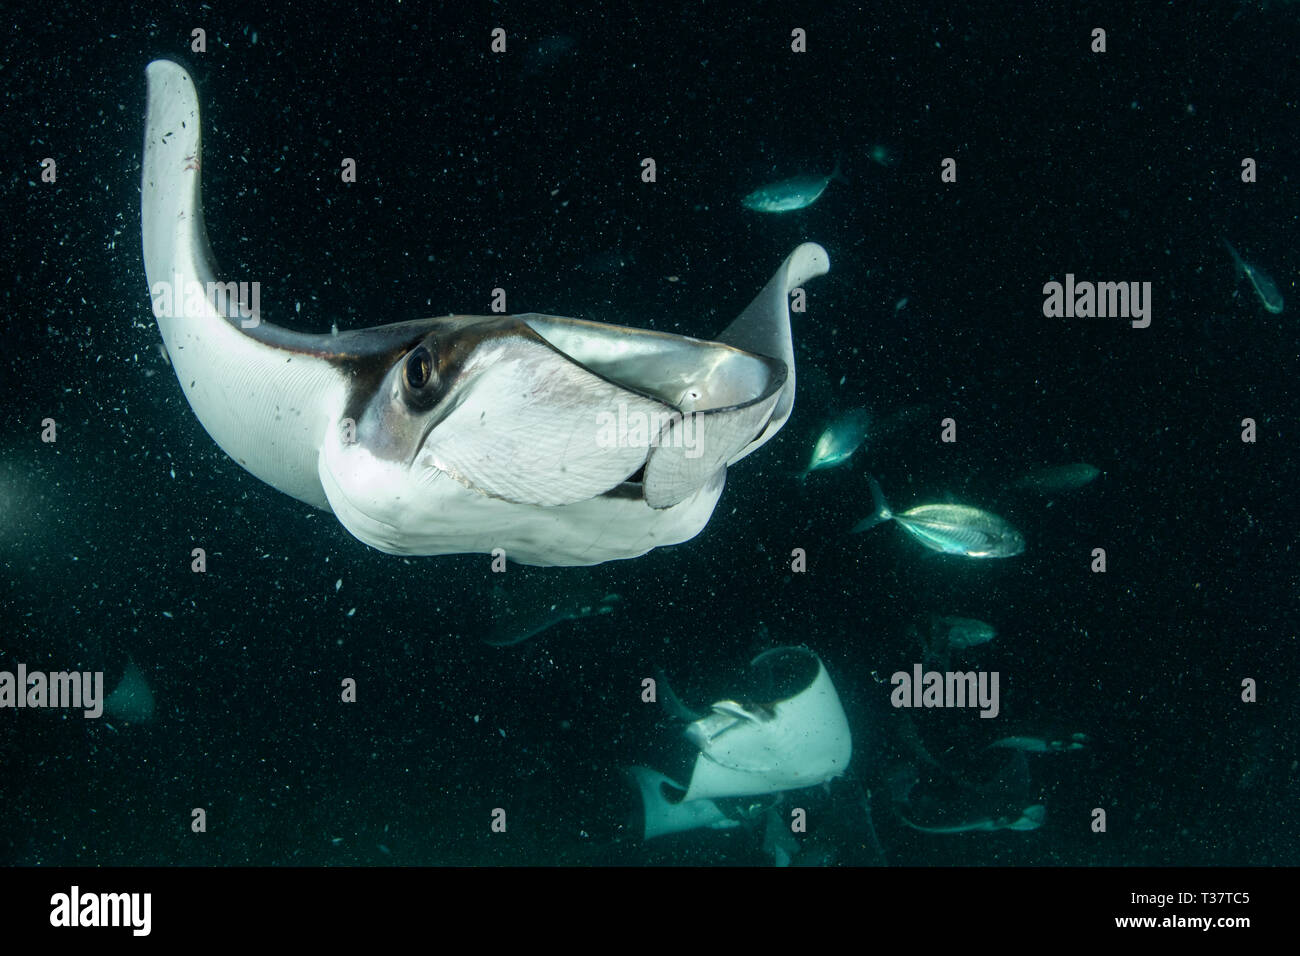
[921,615,996,668]
[742,161,844,213]
[900,804,1046,834]
[1012,463,1100,493]
[931,615,996,650]
[800,408,869,479]
[485,570,620,646]
[986,733,1088,754]
[853,478,1025,558]
[1224,239,1284,314]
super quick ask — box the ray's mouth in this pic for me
[521,314,783,412]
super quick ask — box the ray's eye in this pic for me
[401,344,438,402]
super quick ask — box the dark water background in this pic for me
[1,1,1296,865]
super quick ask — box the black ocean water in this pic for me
[1,1,1296,871]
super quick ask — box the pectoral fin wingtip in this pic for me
[786,242,830,290]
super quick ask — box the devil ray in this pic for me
[140,60,829,566]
